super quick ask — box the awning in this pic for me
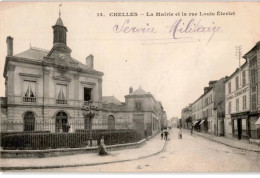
[199,120,205,125]
[255,117,260,125]
[192,121,199,126]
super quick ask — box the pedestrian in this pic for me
[161,131,164,140]
[178,129,182,139]
[164,130,168,141]
[65,123,70,133]
[98,136,108,156]
[190,126,193,135]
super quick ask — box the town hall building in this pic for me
[0,14,166,138]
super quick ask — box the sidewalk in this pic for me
[189,130,260,152]
[0,132,167,171]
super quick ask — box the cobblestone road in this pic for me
[25,129,260,173]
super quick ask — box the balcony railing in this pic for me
[83,100,101,108]
[56,99,67,104]
[23,97,36,103]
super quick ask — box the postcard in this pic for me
[0,1,260,173]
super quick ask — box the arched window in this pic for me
[24,111,35,131]
[55,112,68,132]
[108,115,115,130]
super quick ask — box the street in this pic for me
[25,129,260,173]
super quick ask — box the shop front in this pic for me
[199,118,208,133]
[231,112,249,140]
[192,120,201,132]
[218,118,225,136]
[249,114,260,139]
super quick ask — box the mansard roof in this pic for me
[3,47,103,78]
[14,48,47,61]
[125,87,157,104]
[13,47,89,69]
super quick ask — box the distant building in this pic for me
[191,95,203,131]
[191,78,226,135]
[101,87,165,137]
[181,104,192,129]
[157,101,167,129]
[169,117,178,128]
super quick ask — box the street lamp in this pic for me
[81,100,99,147]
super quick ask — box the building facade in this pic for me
[181,104,192,129]
[244,41,260,141]
[202,87,214,133]
[191,96,203,131]
[191,78,226,135]
[224,62,250,139]
[224,41,260,142]
[1,15,166,138]
[101,87,165,137]
[3,17,103,133]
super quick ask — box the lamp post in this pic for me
[81,100,99,147]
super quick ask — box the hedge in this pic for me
[1,129,140,150]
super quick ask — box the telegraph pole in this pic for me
[235,45,242,86]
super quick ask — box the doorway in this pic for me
[237,119,242,140]
[108,115,115,130]
[133,117,145,139]
[24,111,35,131]
[55,112,68,132]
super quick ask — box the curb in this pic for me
[193,132,260,153]
[0,139,147,158]
[0,138,167,171]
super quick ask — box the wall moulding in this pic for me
[19,73,41,78]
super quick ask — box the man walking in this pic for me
[178,129,182,139]
[190,126,193,135]
[164,130,169,141]
[161,131,164,140]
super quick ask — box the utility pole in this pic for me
[235,45,242,86]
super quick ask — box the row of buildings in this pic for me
[181,41,260,143]
[0,14,167,139]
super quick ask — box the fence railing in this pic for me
[1,121,136,133]
[0,121,140,150]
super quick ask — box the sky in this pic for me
[0,2,260,119]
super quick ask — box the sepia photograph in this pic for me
[0,1,259,173]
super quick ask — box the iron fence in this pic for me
[1,120,136,133]
[0,121,140,150]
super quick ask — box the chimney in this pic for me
[208,80,217,88]
[86,54,94,69]
[204,87,210,93]
[129,86,133,94]
[6,36,13,56]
